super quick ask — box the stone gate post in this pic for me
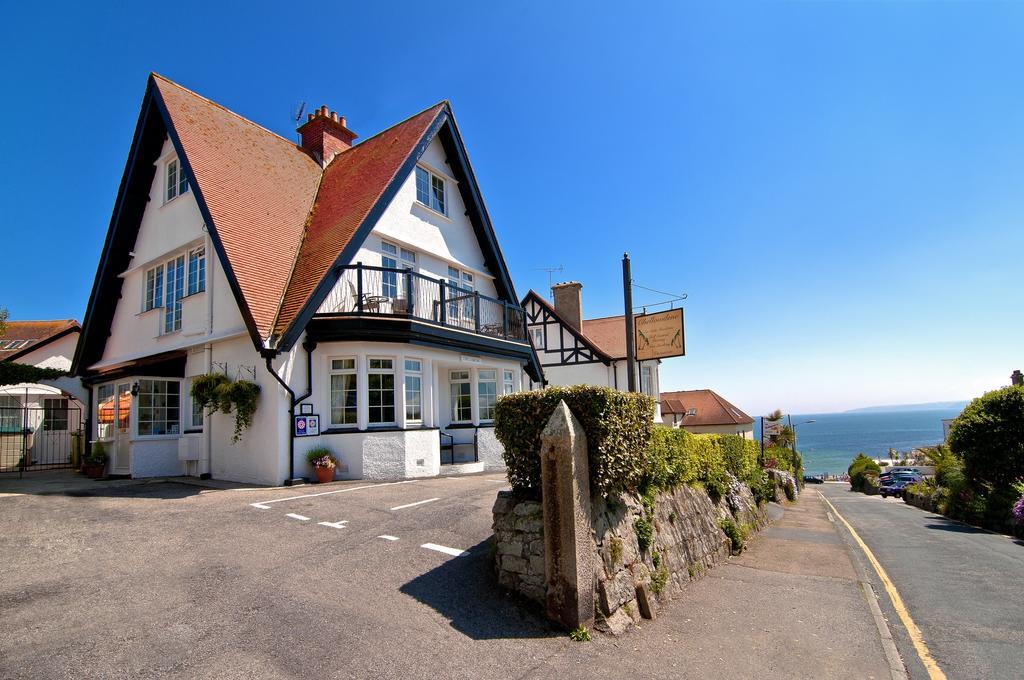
[540,400,595,630]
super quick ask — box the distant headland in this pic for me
[844,401,969,414]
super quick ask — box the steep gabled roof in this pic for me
[153,75,322,342]
[75,75,530,374]
[274,103,445,339]
[580,314,630,360]
[660,389,754,426]
[1,320,80,362]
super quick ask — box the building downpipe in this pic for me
[263,340,316,486]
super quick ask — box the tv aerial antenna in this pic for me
[292,101,306,143]
[534,265,564,295]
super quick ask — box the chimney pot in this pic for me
[307,113,314,122]
[1012,369,1023,387]
[297,104,358,167]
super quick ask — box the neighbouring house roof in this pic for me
[660,389,754,426]
[74,74,534,378]
[581,314,631,360]
[0,320,80,362]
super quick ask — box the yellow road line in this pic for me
[819,492,947,680]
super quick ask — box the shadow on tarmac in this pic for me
[399,539,562,640]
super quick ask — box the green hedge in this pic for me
[494,386,654,496]
[645,428,761,498]
[848,453,881,493]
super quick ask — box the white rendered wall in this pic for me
[96,137,247,370]
[321,135,501,307]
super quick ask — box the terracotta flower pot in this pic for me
[85,464,105,479]
[315,466,335,484]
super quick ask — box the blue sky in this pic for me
[2,1,1022,414]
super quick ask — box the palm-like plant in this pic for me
[776,425,796,448]
[765,409,784,422]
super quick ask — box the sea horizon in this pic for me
[754,406,966,475]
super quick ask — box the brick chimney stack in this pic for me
[1012,369,1023,387]
[551,281,583,332]
[297,105,357,167]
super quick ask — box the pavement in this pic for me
[820,483,1024,680]
[1,471,904,679]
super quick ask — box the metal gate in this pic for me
[0,401,84,475]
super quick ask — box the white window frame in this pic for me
[136,379,181,437]
[165,157,189,203]
[187,246,206,296]
[477,370,498,422]
[404,358,423,424]
[143,264,164,312]
[164,254,185,333]
[449,369,472,423]
[415,165,447,215]
[0,395,21,434]
[329,357,358,428]
[502,369,515,395]
[367,357,396,426]
[43,398,69,431]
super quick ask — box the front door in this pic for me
[113,383,132,475]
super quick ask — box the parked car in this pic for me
[880,478,915,499]
[803,475,824,484]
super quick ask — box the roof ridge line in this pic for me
[150,73,318,164]
[325,100,448,168]
[269,170,328,339]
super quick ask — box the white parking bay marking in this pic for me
[319,520,348,529]
[249,480,418,509]
[378,535,399,541]
[421,543,467,557]
[390,498,440,511]
[286,513,310,521]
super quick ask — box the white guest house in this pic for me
[522,282,662,421]
[73,74,540,485]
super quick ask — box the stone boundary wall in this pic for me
[493,472,791,635]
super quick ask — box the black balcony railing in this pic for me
[316,264,528,343]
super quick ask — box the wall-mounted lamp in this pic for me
[131,381,140,397]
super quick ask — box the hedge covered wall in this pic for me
[493,385,655,497]
[494,386,773,501]
[645,428,762,498]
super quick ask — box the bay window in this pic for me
[404,359,422,423]
[478,370,497,421]
[367,358,396,425]
[329,358,357,427]
[450,370,471,423]
[503,369,515,395]
[137,379,180,436]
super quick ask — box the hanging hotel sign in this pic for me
[634,308,685,361]
[294,414,320,437]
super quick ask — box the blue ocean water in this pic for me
[754,408,964,475]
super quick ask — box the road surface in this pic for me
[819,483,1024,680]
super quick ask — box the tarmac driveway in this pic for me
[1,473,892,679]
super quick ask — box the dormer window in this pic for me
[415,166,446,215]
[165,157,189,202]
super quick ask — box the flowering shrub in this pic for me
[1013,481,1024,525]
[305,446,337,469]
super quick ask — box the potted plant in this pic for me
[84,442,108,479]
[306,446,337,484]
